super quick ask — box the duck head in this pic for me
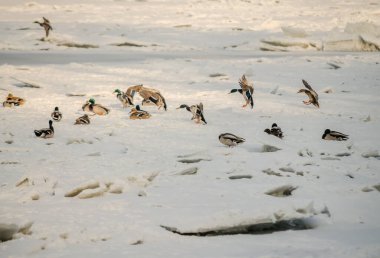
[88,98,95,105]
[113,89,121,94]
[272,123,278,128]
[229,89,238,94]
[54,107,59,111]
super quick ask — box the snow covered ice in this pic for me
[0,0,380,257]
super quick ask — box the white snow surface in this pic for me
[1,0,380,257]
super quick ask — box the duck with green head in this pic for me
[113,89,133,108]
[82,98,110,116]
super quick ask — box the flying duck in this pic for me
[34,17,53,37]
[3,93,25,107]
[322,129,349,141]
[176,103,207,124]
[126,84,167,111]
[229,74,254,109]
[74,114,90,125]
[34,120,54,138]
[219,133,245,147]
[264,123,283,139]
[129,105,151,120]
[51,107,62,121]
[297,79,319,108]
[82,98,110,115]
[113,89,133,108]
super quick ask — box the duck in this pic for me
[126,84,167,111]
[264,123,283,139]
[34,120,54,138]
[82,98,110,115]
[51,107,62,121]
[3,93,25,107]
[129,105,151,120]
[176,103,207,124]
[322,129,349,141]
[113,89,133,108]
[219,133,245,147]
[297,79,319,108]
[74,114,90,125]
[229,74,254,109]
[34,17,53,37]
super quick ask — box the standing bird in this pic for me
[264,123,283,139]
[113,89,133,108]
[322,129,349,141]
[229,75,254,109]
[34,17,53,38]
[126,84,167,111]
[34,120,54,138]
[51,107,62,121]
[129,105,151,120]
[176,103,207,124]
[219,133,245,147]
[82,98,110,116]
[297,79,319,108]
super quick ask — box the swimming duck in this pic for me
[34,120,54,138]
[82,98,110,115]
[219,133,245,147]
[126,84,167,111]
[3,93,25,107]
[113,89,133,108]
[51,107,62,121]
[177,103,207,124]
[264,123,283,139]
[129,105,151,120]
[322,129,349,141]
[297,79,319,108]
[74,114,90,125]
[229,74,254,109]
[34,17,53,37]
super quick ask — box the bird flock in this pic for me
[3,73,348,145]
[2,17,350,145]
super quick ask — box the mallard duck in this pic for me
[51,107,62,121]
[219,133,245,147]
[322,129,349,141]
[264,123,283,139]
[177,103,207,124]
[113,89,133,107]
[82,98,110,115]
[34,17,53,37]
[126,84,167,111]
[129,105,151,120]
[3,93,25,107]
[34,120,54,138]
[74,114,90,125]
[297,79,319,108]
[229,75,254,109]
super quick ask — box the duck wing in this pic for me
[302,79,318,98]
[239,75,254,93]
[198,102,203,112]
[43,17,50,24]
[330,130,349,138]
[221,133,245,143]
